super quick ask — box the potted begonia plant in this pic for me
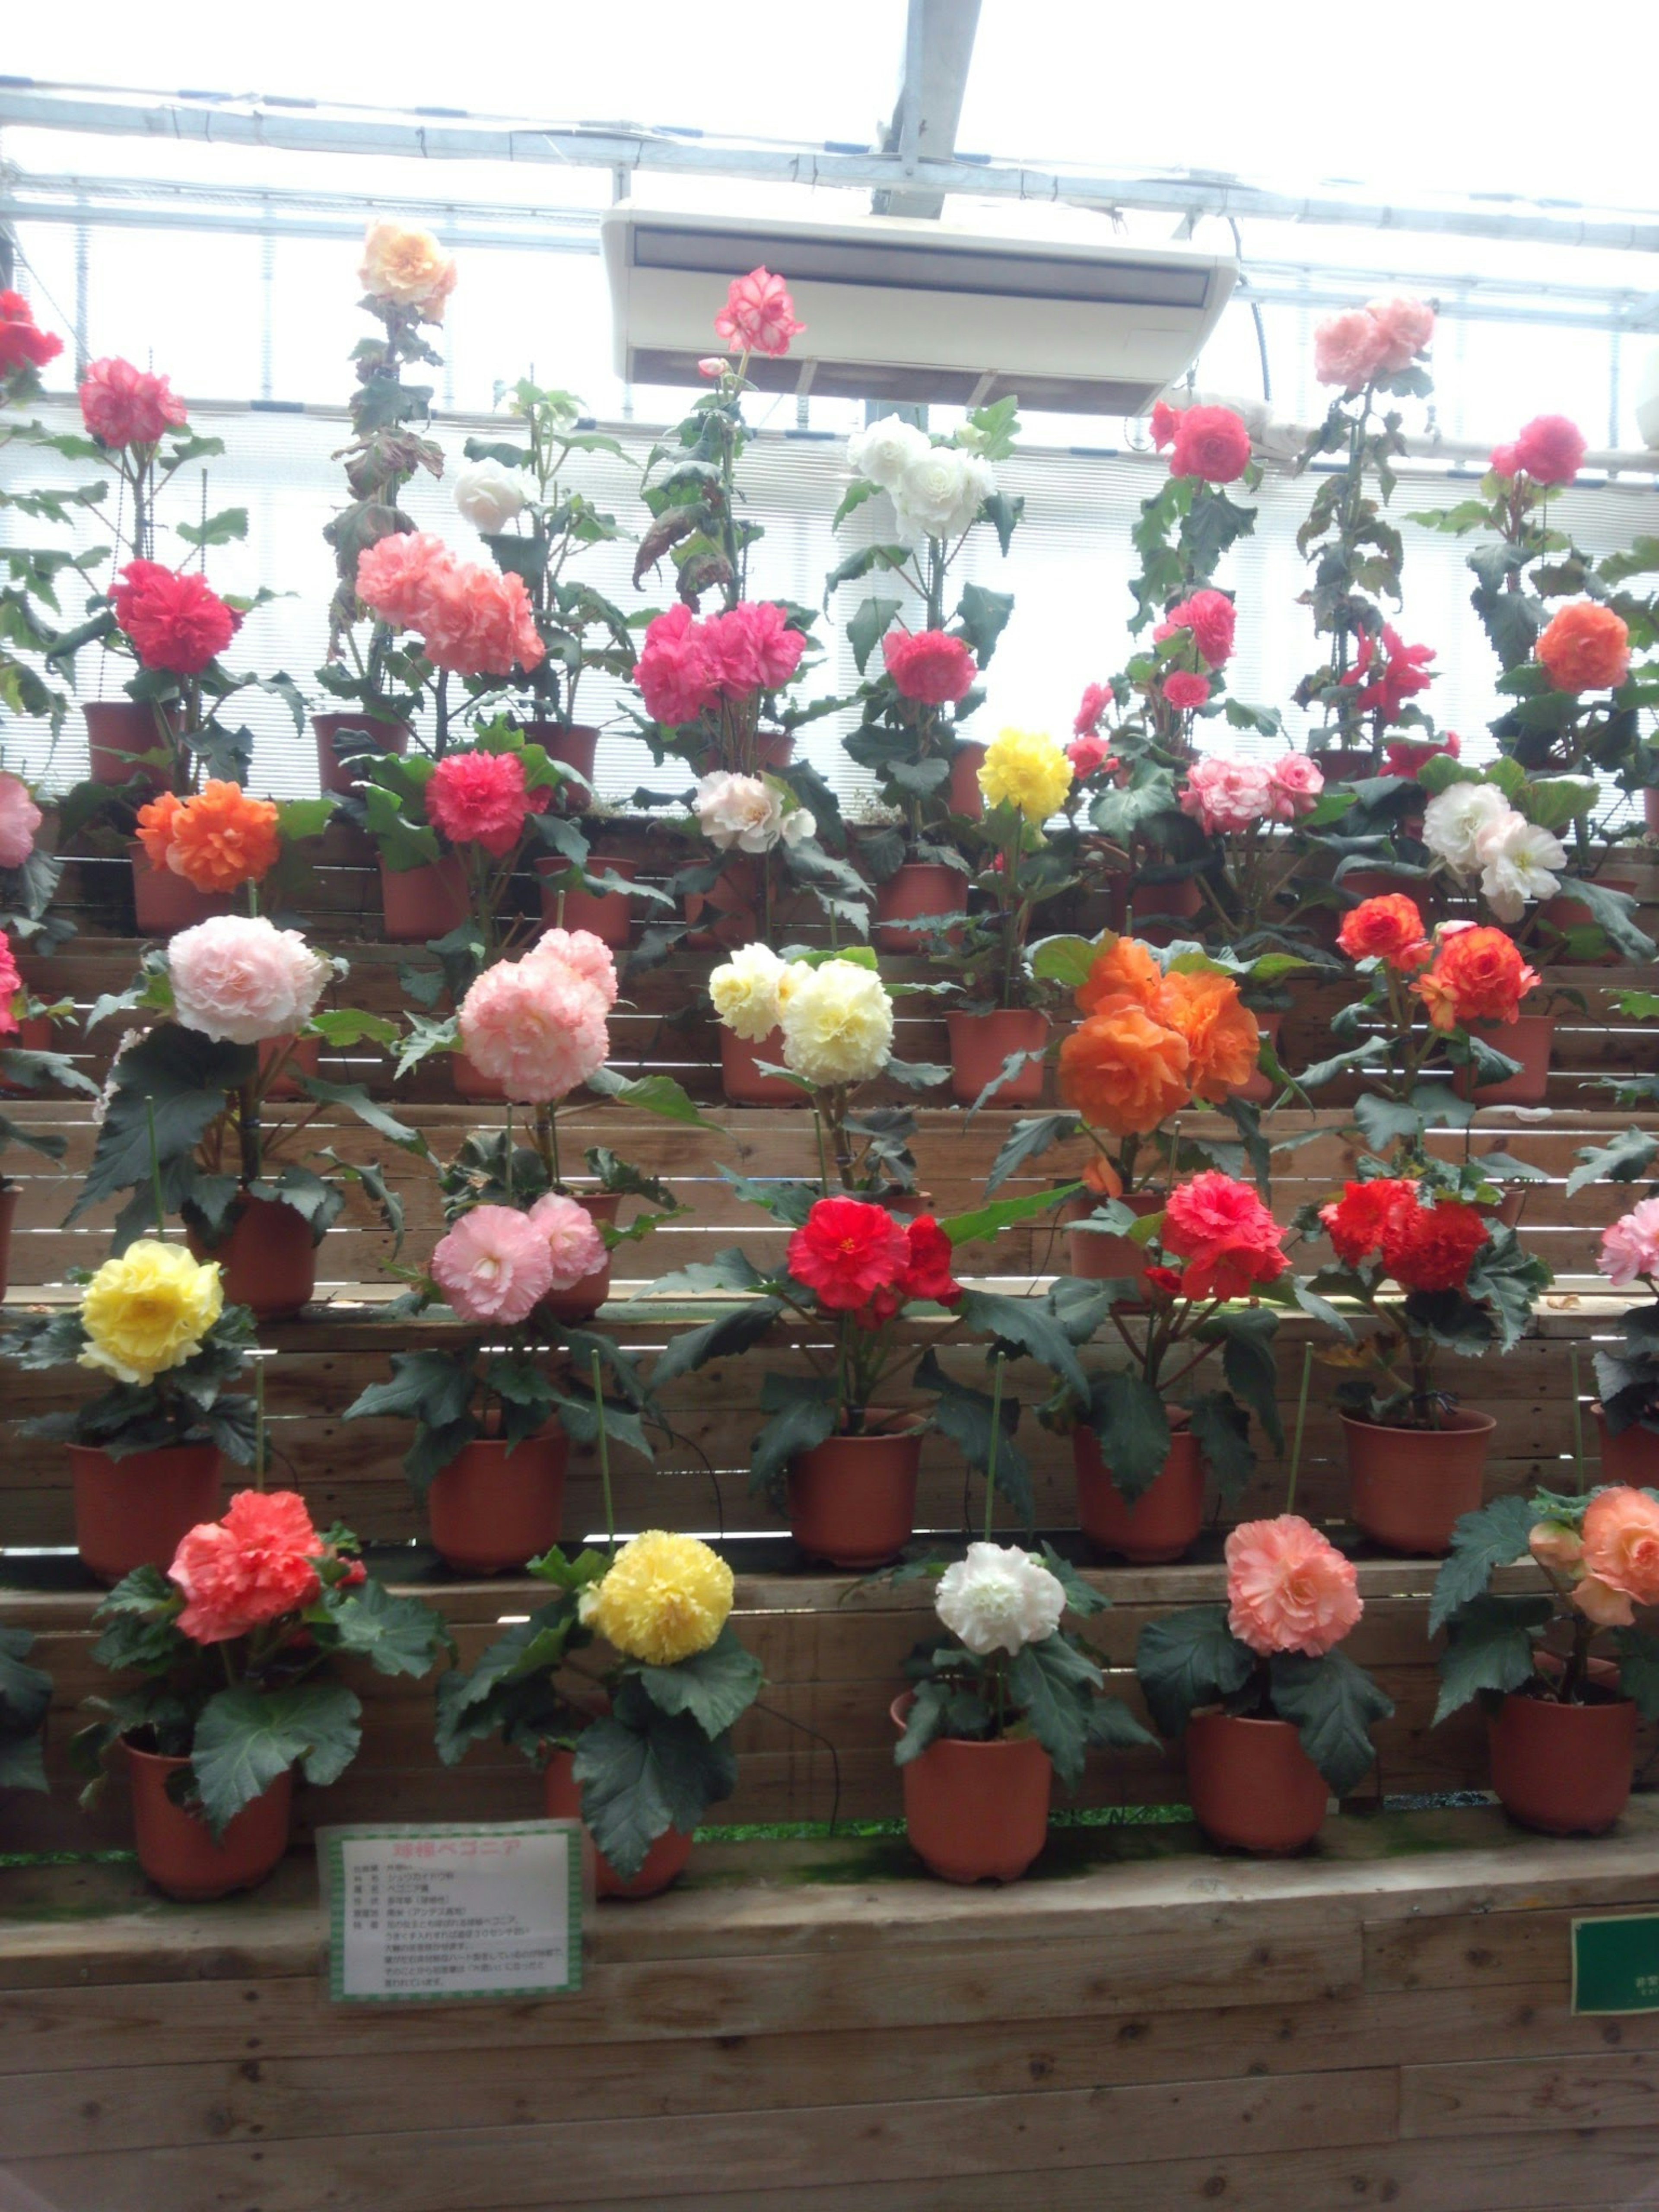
[1292,296,1437,769]
[1431,1484,1659,1834]
[1036,1171,1292,1563]
[72,1491,451,1897]
[1136,1515,1393,1852]
[0,1621,51,1795]
[437,1528,763,1897]
[0,925,92,1300]
[131,777,334,939]
[2,1241,254,1582]
[314,219,454,787]
[1308,1172,1550,1553]
[894,1540,1152,1884]
[1591,1197,1659,1486]
[705,942,944,1127]
[75,916,414,1316]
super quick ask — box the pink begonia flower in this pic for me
[1599,1198,1659,1288]
[1067,733,1116,780]
[168,915,330,1046]
[1366,297,1435,375]
[1508,415,1588,488]
[1074,683,1112,738]
[527,1193,607,1290]
[355,531,543,677]
[528,928,619,1012]
[1163,671,1210,711]
[355,531,454,631]
[1179,756,1272,836]
[697,357,728,378]
[701,601,806,697]
[1156,588,1236,668]
[635,604,719,728]
[713,267,804,358]
[430,1205,554,1324]
[0,935,20,1034]
[1313,309,1392,394]
[1225,1515,1363,1657]
[458,952,610,1103]
[426,750,532,857]
[1264,753,1325,822]
[0,772,43,869]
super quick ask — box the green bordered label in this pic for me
[1571,1913,1659,2014]
[320,1822,584,2005]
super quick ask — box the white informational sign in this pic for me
[320,1822,585,2004]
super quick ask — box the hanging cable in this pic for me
[1227,216,1272,407]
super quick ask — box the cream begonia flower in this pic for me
[778,959,894,1087]
[709,944,788,1042]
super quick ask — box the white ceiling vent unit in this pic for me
[600,205,1237,416]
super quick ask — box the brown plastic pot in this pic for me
[311,713,410,798]
[537,854,636,946]
[543,1749,693,1900]
[127,1745,292,1900]
[539,1193,618,1324]
[945,1008,1048,1107]
[873,862,966,953]
[947,742,987,818]
[186,1192,317,1322]
[129,845,233,936]
[518,722,598,810]
[258,1033,320,1103]
[719,1026,804,1107]
[1646,790,1659,838]
[1539,878,1638,966]
[0,1182,16,1303]
[426,1430,569,1575]
[84,700,169,790]
[1316,749,1381,785]
[1230,1010,1284,1107]
[1072,1419,1205,1564]
[1453,1014,1556,1108]
[68,1441,221,1586]
[1341,868,1422,902]
[891,1693,1052,1884]
[787,1426,922,1569]
[1594,1405,1659,1486]
[1341,1408,1495,1555]
[1487,1690,1637,1836]
[0,1012,52,1093]
[1184,1711,1328,1854]
[1063,1189,1160,1284]
[685,861,759,950]
[380,854,470,943]
[1130,877,1203,945]
[451,1049,506,1104]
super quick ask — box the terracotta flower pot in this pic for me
[947,743,987,818]
[787,1426,922,1569]
[1645,789,1659,839]
[543,1749,693,1900]
[1487,1690,1637,1836]
[129,845,233,936]
[127,1745,292,1900]
[1341,868,1421,902]
[518,722,598,810]
[0,1182,16,1303]
[258,1033,320,1103]
[1131,876,1203,946]
[1072,1420,1205,1564]
[1474,1188,1526,1230]
[1453,1014,1556,1108]
[68,1441,221,1586]
[84,700,168,790]
[186,1192,317,1322]
[1063,1189,1161,1284]
[1539,878,1638,967]
[539,1193,618,1324]
[380,855,470,943]
[945,1008,1047,1107]
[1594,1405,1659,1486]
[1341,1408,1495,1555]
[1184,1711,1328,1854]
[311,713,410,798]
[685,861,759,950]
[1230,1010,1284,1108]
[426,1430,569,1575]
[451,1049,506,1104]
[719,1026,804,1107]
[873,862,966,953]
[891,1693,1052,1884]
[0,1012,52,1094]
[1316,749,1381,785]
[537,854,636,946]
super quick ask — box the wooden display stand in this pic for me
[5,1802,1659,2210]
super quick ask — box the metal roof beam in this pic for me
[3,83,1659,254]
[872,0,982,220]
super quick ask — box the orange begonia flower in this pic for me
[166,781,281,893]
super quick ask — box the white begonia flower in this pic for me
[709,944,788,1042]
[780,806,816,847]
[778,957,894,1087]
[893,445,996,544]
[694,771,785,854]
[846,414,932,490]
[1475,812,1568,923]
[453,458,527,534]
[1421,782,1512,876]
[935,1542,1067,1658]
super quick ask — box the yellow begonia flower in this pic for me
[78,1240,225,1387]
[979,727,1074,826]
[588,1530,734,1666]
[778,958,894,1088]
[709,944,788,1043]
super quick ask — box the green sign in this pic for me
[1571,1913,1659,2014]
[321,1821,585,2005]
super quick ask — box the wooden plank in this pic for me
[1399,2047,1659,2137]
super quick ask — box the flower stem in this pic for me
[984,1354,1005,1540]
[1286,1341,1313,1516]
[145,1097,166,1237]
[591,1348,615,1557]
